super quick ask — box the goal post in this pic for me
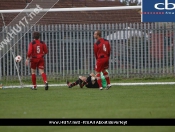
[0,6,141,13]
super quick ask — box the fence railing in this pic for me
[0,22,175,81]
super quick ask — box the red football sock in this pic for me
[103,71,110,85]
[32,74,36,87]
[41,73,47,83]
[96,73,102,88]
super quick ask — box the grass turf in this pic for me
[2,76,175,86]
[0,85,175,132]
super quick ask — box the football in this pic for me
[15,55,22,62]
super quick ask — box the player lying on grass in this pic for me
[67,72,108,89]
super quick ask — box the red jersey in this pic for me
[27,39,48,59]
[94,38,111,60]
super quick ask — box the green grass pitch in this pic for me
[0,85,175,132]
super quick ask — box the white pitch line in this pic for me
[112,82,175,85]
[1,82,175,89]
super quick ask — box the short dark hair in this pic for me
[96,30,101,37]
[33,32,40,40]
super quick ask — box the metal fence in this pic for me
[0,22,175,81]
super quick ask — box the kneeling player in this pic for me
[67,72,107,89]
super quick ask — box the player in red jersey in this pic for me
[93,30,111,90]
[25,32,49,90]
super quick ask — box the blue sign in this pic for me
[142,0,175,22]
